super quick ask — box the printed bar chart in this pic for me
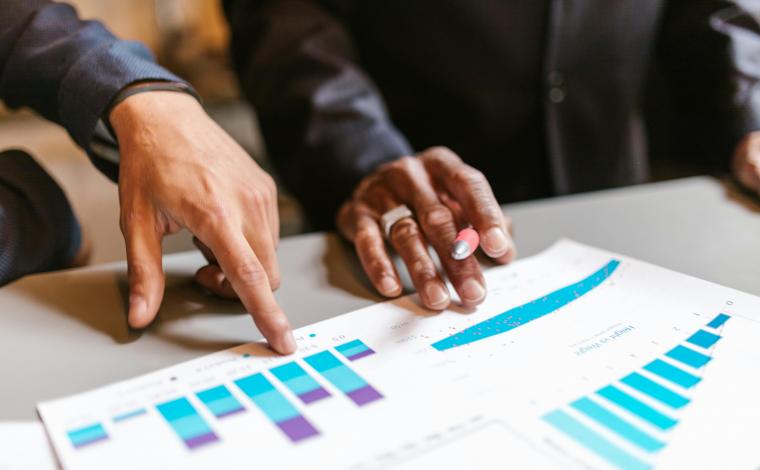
[545,315,730,469]
[666,346,711,369]
[544,410,650,470]
[197,385,246,419]
[234,373,319,443]
[643,360,700,389]
[156,398,219,450]
[67,423,108,449]
[432,259,620,351]
[620,373,690,409]
[686,330,720,349]
[270,362,331,404]
[335,339,376,361]
[112,408,146,424]
[304,351,383,406]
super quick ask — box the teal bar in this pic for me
[270,362,322,395]
[112,408,146,423]
[156,398,196,420]
[336,339,366,354]
[305,351,368,393]
[643,360,700,389]
[234,374,300,422]
[68,424,108,447]
[621,373,690,409]
[303,350,342,371]
[666,345,711,369]
[597,386,677,430]
[571,398,665,453]
[156,398,214,440]
[707,313,730,329]
[686,330,720,349]
[544,410,651,470]
[336,343,369,358]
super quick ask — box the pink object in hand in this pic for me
[451,227,480,260]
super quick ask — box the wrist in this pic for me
[109,87,203,143]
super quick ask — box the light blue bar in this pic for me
[666,345,711,369]
[170,414,214,440]
[597,386,677,430]
[686,330,721,349]
[571,398,665,453]
[304,350,343,371]
[68,424,107,446]
[320,364,367,393]
[112,408,146,423]
[432,259,620,351]
[707,313,730,329]
[205,396,243,416]
[270,362,321,394]
[621,373,690,409]
[156,398,214,440]
[643,359,700,389]
[336,343,369,358]
[544,410,651,470]
[336,339,365,352]
[235,374,301,423]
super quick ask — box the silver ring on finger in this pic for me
[380,204,414,240]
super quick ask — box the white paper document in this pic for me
[38,240,760,469]
[0,421,57,470]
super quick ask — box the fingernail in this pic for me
[280,330,297,354]
[128,295,147,326]
[379,275,400,296]
[424,281,450,309]
[461,279,486,303]
[484,227,510,256]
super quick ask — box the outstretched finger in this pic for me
[122,212,165,329]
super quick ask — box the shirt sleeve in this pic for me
[224,0,413,229]
[0,0,190,180]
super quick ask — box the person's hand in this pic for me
[733,131,760,194]
[337,147,516,310]
[110,88,295,354]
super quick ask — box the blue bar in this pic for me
[571,398,665,453]
[270,362,323,395]
[432,259,620,351]
[544,410,651,470]
[112,408,146,423]
[666,345,711,369]
[156,398,218,449]
[597,386,677,430]
[620,373,689,409]
[643,360,700,389]
[686,330,721,349]
[68,423,108,448]
[707,313,730,329]
[197,385,245,418]
[304,351,366,393]
[234,373,300,422]
[335,339,368,357]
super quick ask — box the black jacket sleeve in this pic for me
[0,0,186,180]
[224,0,412,229]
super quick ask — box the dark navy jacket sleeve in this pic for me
[0,0,185,180]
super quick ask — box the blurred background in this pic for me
[0,0,305,264]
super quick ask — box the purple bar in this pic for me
[185,432,219,449]
[216,407,246,419]
[346,385,383,406]
[276,416,320,442]
[346,349,376,361]
[298,387,331,404]
[73,435,109,449]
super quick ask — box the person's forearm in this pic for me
[225,0,412,228]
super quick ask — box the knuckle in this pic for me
[392,219,420,245]
[454,166,486,186]
[421,204,454,229]
[366,259,389,277]
[422,146,459,162]
[232,262,268,286]
[354,227,380,248]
